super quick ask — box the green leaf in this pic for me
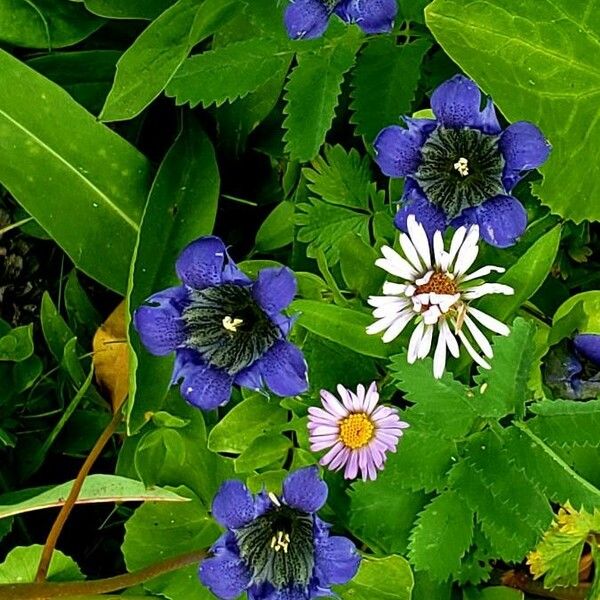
[463,588,524,600]
[0,49,151,293]
[476,225,561,322]
[450,431,552,561]
[390,356,478,438]
[350,38,430,143]
[0,0,104,49]
[474,317,536,419]
[64,270,102,345]
[348,465,428,555]
[81,0,175,20]
[27,50,120,116]
[135,429,187,487]
[425,0,600,223]
[255,200,295,252]
[339,233,385,299]
[409,490,474,582]
[208,395,288,454]
[283,28,362,161]
[234,433,292,473]
[0,325,33,362]
[291,299,396,359]
[127,117,219,434]
[122,488,220,599]
[0,545,82,583]
[0,474,186,520]
[529,399,600,449]
[167,38,292,108]
[336,555,414,600]
[100,0,237,122]
[554,291,600,334]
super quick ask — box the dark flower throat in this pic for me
[182,284,279,375]
[414,126,505,218]
[235,504,315,589]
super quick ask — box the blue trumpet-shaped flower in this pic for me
[134,236,308,411]
[374,75,552,247]
[200,466,361,600]
[285,0,397,40]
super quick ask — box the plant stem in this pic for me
[0,548,207,599]
[34,406,123,582]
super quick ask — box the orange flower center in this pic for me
[339,413,375,449]
[415,271,458,296]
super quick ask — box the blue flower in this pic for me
[200,466,361,600]
[374,75,552,248]
[285,0,397,40]
[134,236,308,410]
[544,335,600,400]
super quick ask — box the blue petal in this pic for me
[253,267,297,316]
[431,75,483,129]
[176,236,228,289]
[257,585,308,600]
[261,340,309,397]
[337,0,397,34]
[212,480,255,529]
[172,349,233,410]
[234,360,264,393]
[199,548,251,600]
[499,121,552,190]
[452,195,527,248]
[574,334,600,367]
[133,286,187,356]
[315,535,361,586]
[373,119,435,178]
[285,0,330,40]
[479,97,502,135]
[394,179,448,238]
[283,466,328,513]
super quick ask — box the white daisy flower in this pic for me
[367,215,514,378]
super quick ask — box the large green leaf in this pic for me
[350,38,430,143]
[80,0,175,19]
[426,0,600,222]
[127,118,219,434]
[0,49,151,294]
[0,474,186,520]
[100,0,237,122]
[283,27,362,161]
[0,0,103,49]
[0,545,82,583]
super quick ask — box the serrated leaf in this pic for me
[529,399,600,449]
[426,0,600,223]
[283,29,362,161]
[0,49,151,293]
[409,490,474,582]
[390,356,478,438]
[474,317,536,419]
[168,38,292,108]
[303,145,376,209]
[450,431,553,561]
[101,0,237,121]
[350,37,430,143]
[456,525,493,585]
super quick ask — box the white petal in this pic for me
[423,305,441,325]
[399,231,424,271]
[381,311,414,343]
[441,320,460,357]
[415,271,433,286]
[366,314,398,335]
[364,381,379,414]
[433,331,447,378]
[454,243,479,277]
[406,214,432,268]
[337,384,354,411]
[462,283,514,300]
[468,306,510,336]
[433,230,445,268]
[405,284,416,297]
[463,315,494,358]
[407,321,425,363]
[457,329,491,370]
[368,295,405,308]
[446,226,468,269]
[382,281,407,295]
[373,300,410,318]
[418,324,434,359]
[380,246,419,279]
[461,264,505,282]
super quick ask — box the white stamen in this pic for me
[453,157,469,176]
[268,492,281,507]
[222,316,244,332]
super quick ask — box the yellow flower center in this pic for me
[453,156,469,177]
[339,413,375,449]
[415,271,458,296]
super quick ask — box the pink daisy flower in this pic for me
[307,382,409,481]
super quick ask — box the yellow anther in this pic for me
[271,530,290,553]
[453,157,469,177]
[222,316,244,332]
